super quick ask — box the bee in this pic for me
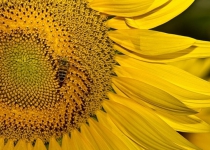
[57,58,70,86]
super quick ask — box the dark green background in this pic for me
[155,0,210,41]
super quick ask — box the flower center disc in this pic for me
[0,0,113,141]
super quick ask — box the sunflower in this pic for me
[1,0,210,149]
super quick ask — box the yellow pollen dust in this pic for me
[0,0,114,142]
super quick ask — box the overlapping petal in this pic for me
[79,119,129,150]
[90,0,154,17]
[125,0,194,29]
[109,29,195,56]
[157,112,210,133]
[112,76,196,115]
[106,17,130,29]
[115,55,210,108]
[170,58,210,78]
[113,64,210,132]
[103,93,199,150]
[115,44,210,64]
[182,108,210,149]
[96,110,144,150]
[88,119,130,150]
[102,0,194,30]
[70,130,93,150]
[109,29,210,63]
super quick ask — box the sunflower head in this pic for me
[1,0,210,150]
[0,0,114,142]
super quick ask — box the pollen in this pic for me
[0,0,114,142]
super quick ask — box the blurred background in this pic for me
[155,0,210,41]
[154,0,210,80]
[155,1,210,149]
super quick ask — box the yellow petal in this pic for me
[0,138,4,150]
[90,0,154,17]
[115,44,210,63]
[112,76,196,115]
[116,55,210,108]
[105,0,185,29]
[14,140,27,150]
[49,137,62,150]
[81,120,124,150]
[157,113,210,133]
[103,94,198,149]
[194,40,210,47]
[62,134,71,150]
[96,110,144,150]
[146,0,169,12]
[62,134,75,150]
[88,118,130,150]
[34,139,46,150]
[71,129,93,150]
[27,143,33,150]
[80,124,99,150]
[2,140,14,150]
[183,133,210,150]
[170,58,210,78]
[106,17,130,29]
[109,29,195,56]
[115,64,207,103]
[111,83,128,98]
[126,0,194,29]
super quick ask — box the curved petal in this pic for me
[146,0,169,12]
[80,124,100,150]
[170,58,210,78]
[71,130,93,150]
[113,44,210,64]
[116,55,210,108]
[165,115,210,133]
[109,29,195,56]
[114,64,210,103]
[194,40,210,48]
[103,93,199,150]
[96,110,144,150]
[111,83,128,98]
[112,76,196,115]
[90,0,154,17]
[106,17,130,29]
[126,0,194,29]
[81,122,127,150]
[106,0,169,29]
[157,112,210,133]
[87,118,130,150]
